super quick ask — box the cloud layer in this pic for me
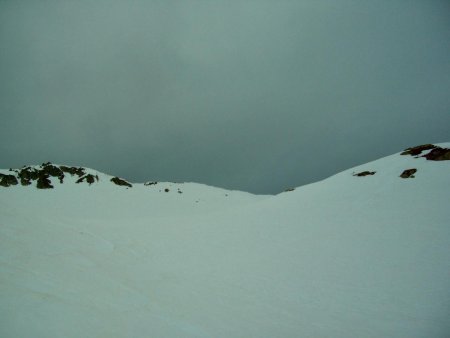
[1,0,449,193]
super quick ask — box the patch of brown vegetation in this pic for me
[400,168,417,178]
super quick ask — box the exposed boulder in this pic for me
[284,188,295,192]
[0,174,18,187]
[110,177,132,188]
[353,171,376,177]
[400,168,417,179]
[144,181,158,186]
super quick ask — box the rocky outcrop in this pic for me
[60,166,86,177]
[422,147,450,161]
[401,144,436,156]
[0,174,18,187]
[76,174,99,185]
[41,163,64,178]
[401,144,450,161]
[17,167,39,186]
[36,175,53,189]
[0,163,103,189]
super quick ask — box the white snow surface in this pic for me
[1,144,449,337]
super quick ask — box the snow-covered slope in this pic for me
[1,144,449,337]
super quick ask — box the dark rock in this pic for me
[353,171,376,177]
[41,164,64,177]
[18,167,39,182]
[36,174,53,189]
[110,177,132,188]
[20,178,32,186]
[421,147,450,161]
[400,168,417,178]
[284,188,295,192]
[0,174,18,187]
[401,144,436,156]
[38,164,65,185]
[144,181,158,186]
[164,188,169,192]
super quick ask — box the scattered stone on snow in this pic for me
[353,171,376,177]
[400,168,417,179]
[110,177,132,188]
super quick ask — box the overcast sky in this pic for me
[1,0,449,194]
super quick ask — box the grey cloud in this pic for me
[1,0,449,193]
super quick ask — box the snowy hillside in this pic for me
[1,144,449,337]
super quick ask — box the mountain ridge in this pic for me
[1,142,449,193]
